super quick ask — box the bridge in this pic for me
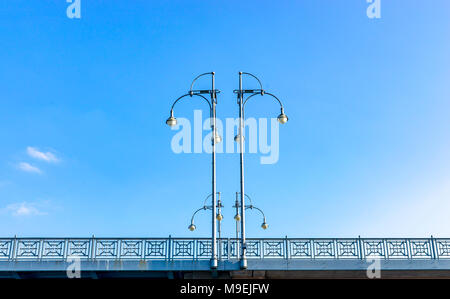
[1,237,450,278]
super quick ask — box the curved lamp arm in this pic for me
[243,91,284,110]
[241,72,264,90]
[234,192,253,206]
[244,193,253,206]
[191,192,222,221]
[189,192,222,231]
[190,72,214,94]
[202,194,213,206]
[202,192,221,206]
[170,93,212,113]
[190,206,208,225]
[248,205,266,221]
[236,72,287,122]
[248,205,268,229]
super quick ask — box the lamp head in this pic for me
[234,134,245,143]
[166,110,177,127]
[188,223,196,231]
[216,213,223,221]
[234,214,241,221]
[277,108,288,124]
[261,222,269,230]
[213,132,222,144]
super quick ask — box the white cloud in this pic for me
[18,162,42,174]
[4,202,46,216]
[27,147,59,163]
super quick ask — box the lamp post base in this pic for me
[240,258,248,269]
[210,258,218,269]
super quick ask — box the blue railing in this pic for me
[1,237,450,261]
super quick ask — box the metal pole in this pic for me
[217,194,222,260]
[217,193,221,239]
[238,72,247,269]
[211,72,218,269]
[235,192,240,259]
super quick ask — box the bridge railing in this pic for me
[1,237,449,261]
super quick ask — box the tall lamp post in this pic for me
[166,72,221,269]
[234,72,288,269]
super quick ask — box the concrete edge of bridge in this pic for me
[2,269,450,279]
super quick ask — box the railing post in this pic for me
[227,238,230,260]
[358,236,363,260]
[117,239,121,260]
[91,235,95,261]
[64,239,68,261]
[11,235,17,261]
[167,235,172,262]
[38,239,43,261]
[285,236,289,260]
[406,239,411,259]
[334,239,338,259]
[430,235,437,259]
[260,239,264,259]
[192,239,196,261]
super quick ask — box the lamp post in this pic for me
[189,192,224,239]
[190,192,264,261]
[233,193,268,257]
[234,72,288,269]
[166,72,221,269]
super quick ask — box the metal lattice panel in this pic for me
[314,240,335,258]
[246,241,260,258]
[386,240,408,258]
[145,240,166,258]
[263,241,284,258]
[0,240,12,259]
[42,240,65,258]
[410,240,432,258]
[363,240,385,258]
[16,240,40,258]
[67,240,90,258]
[290,240,312,258]
[120,240,142,258]
[173,240,194,258]
[436,240,450,257]
[337,240,359,258]
[197,240,212,259]
[221,239,239,258]
[95,240,118,258]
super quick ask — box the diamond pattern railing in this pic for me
[0,237,449,261]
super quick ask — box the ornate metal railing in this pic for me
[1,237,449,261]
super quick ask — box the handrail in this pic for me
[0,237,449,261]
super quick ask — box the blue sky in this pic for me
[0,0,449,238]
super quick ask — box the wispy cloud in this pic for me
[4,202,47,216]
[27,147,60,163]
[17,162,42,174]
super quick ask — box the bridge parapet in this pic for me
[1,237,450,261]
